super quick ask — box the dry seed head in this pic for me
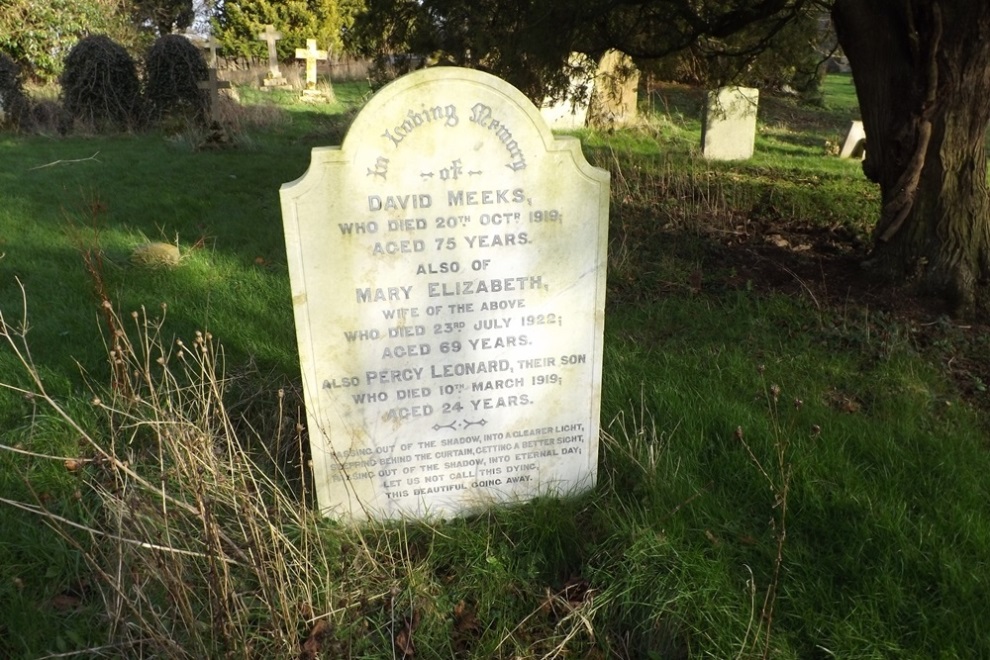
[793,398,803,410]
[811,424,821,437]
[770,383,781,401]
[91,396,102,406]
[131,310,138,319]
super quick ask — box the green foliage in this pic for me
[60,35,143,132]
[211,0,365,60]
[143,34,209,125]
[348,0,824,101]
[645,10,830,98]
[0,0,142,81]
[132,0,194,36]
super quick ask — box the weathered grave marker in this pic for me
[701,86,760,160]
[294,38,330,101]
[280,67,610,520]
[201,35,221,68]
[540,51,640,130]
[589,50,640,128]
[257,25,288,88]
[840,120,866,159]
[198,67,230,122]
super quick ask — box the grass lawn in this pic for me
[1,74,989,658]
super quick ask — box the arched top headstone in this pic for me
[280,67,609,520]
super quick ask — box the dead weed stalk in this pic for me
[0,282,346,658]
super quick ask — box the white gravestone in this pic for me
[540,53,594,130]
[280,67,610,520]
[840,120,866,159]
[701,86,760,161]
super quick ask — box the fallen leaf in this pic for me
[394,610,420,658]
[299,619,331,660]
[453,599,479,634]
[51,593,81,611]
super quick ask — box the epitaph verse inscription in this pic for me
[281,68,609,519]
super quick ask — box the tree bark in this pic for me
[832,0,990,315]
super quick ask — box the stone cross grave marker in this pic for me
[295,38,328,91]
[701,86,760,161]
[201,35,221,68]
[198,67,230,123]
[280,67,610,520]
[257,24,288,87]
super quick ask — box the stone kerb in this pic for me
[280,67,610,520]
[701,86,760,161]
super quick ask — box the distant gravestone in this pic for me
[257,25,288,88]
[294,38,331,101]
[588,50,640,129]
[539,53,594,130]
[280,67,610,520]
[840,120,866,159]
[198,67,230,122]
[701,86,760,160]
[540,51,640,130]
[201,35,221,68]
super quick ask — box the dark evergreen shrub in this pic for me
[0,53,32,131]
[144,34,209,125]
[60,35,141,132]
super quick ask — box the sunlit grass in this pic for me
[0,72,988,658]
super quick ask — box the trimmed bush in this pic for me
[0,53,32,131]
[144,34,209,126]
[60,35,141,132]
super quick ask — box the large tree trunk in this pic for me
[832,0,990,315]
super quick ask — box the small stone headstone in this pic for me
[701,86,760,161]
[839,120,866,159]
[280,67,610,520]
